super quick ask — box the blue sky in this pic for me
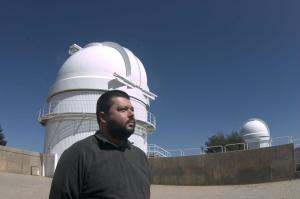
[0,1,299,152]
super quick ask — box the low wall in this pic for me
[149,144,295,185]
[295,150,300,172]
[0,146,42,175]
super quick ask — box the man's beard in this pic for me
[107,119,135,141]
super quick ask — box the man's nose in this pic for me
[128,109,134,118]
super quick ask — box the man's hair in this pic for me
[96,90,130,125]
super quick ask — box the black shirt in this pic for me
[49,132,151,199]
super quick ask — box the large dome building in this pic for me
[240,118,270,149]
[39,42,156,176]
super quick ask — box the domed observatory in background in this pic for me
[39,42,156,176]
[240,118,270,149]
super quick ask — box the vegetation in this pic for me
[204,131,244,153]
[0,124,7,146]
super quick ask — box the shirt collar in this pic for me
[94,131,132,150]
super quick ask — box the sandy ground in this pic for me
[0,172,299,199]
[0,172,51,199]
[151,180,299,199]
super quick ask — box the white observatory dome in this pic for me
[240,118,270,149]
[39,42,156,177]
[49,42,151,103]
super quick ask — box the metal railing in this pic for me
[293,138,300,147]
[204,145,224,153]
[167,149,185,157]
[270,136,293,146]
[38,100,156,129]
[148,136,300,158]
[147,111,156,129]
[183,148,203,156]
[147,144,170,157]
[224,143,246,152]
[38,100,99,121]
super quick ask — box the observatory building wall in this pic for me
[149,144,295,185]
[0,145,42,176]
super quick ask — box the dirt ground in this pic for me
[0,172,299,199]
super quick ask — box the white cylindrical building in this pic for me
[39,42,156,176]
[240,118,270,149]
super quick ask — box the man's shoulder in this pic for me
[63,134,98,155]
[130,144,143,152]
[74,134,97,147]
[130,144,148,158]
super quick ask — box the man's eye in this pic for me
[118,107,134,112]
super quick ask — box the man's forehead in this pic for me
[110,97,132,106]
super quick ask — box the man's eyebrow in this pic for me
[117,105,129,109]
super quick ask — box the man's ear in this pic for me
[99,112,107,124]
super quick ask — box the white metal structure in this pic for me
[240,118,270,149]
[39,42,156,175]
[147,144,170,157]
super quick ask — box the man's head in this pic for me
[96,90,135,141]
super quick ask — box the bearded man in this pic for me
[49,90,151,199]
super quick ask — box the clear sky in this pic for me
[0,1,299,152]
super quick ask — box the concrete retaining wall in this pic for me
[295,150,300,171]
[0,145,42,175]
[149,144,295,185]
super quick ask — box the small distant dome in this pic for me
[240,118,270,138]
[240,118,270,149]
